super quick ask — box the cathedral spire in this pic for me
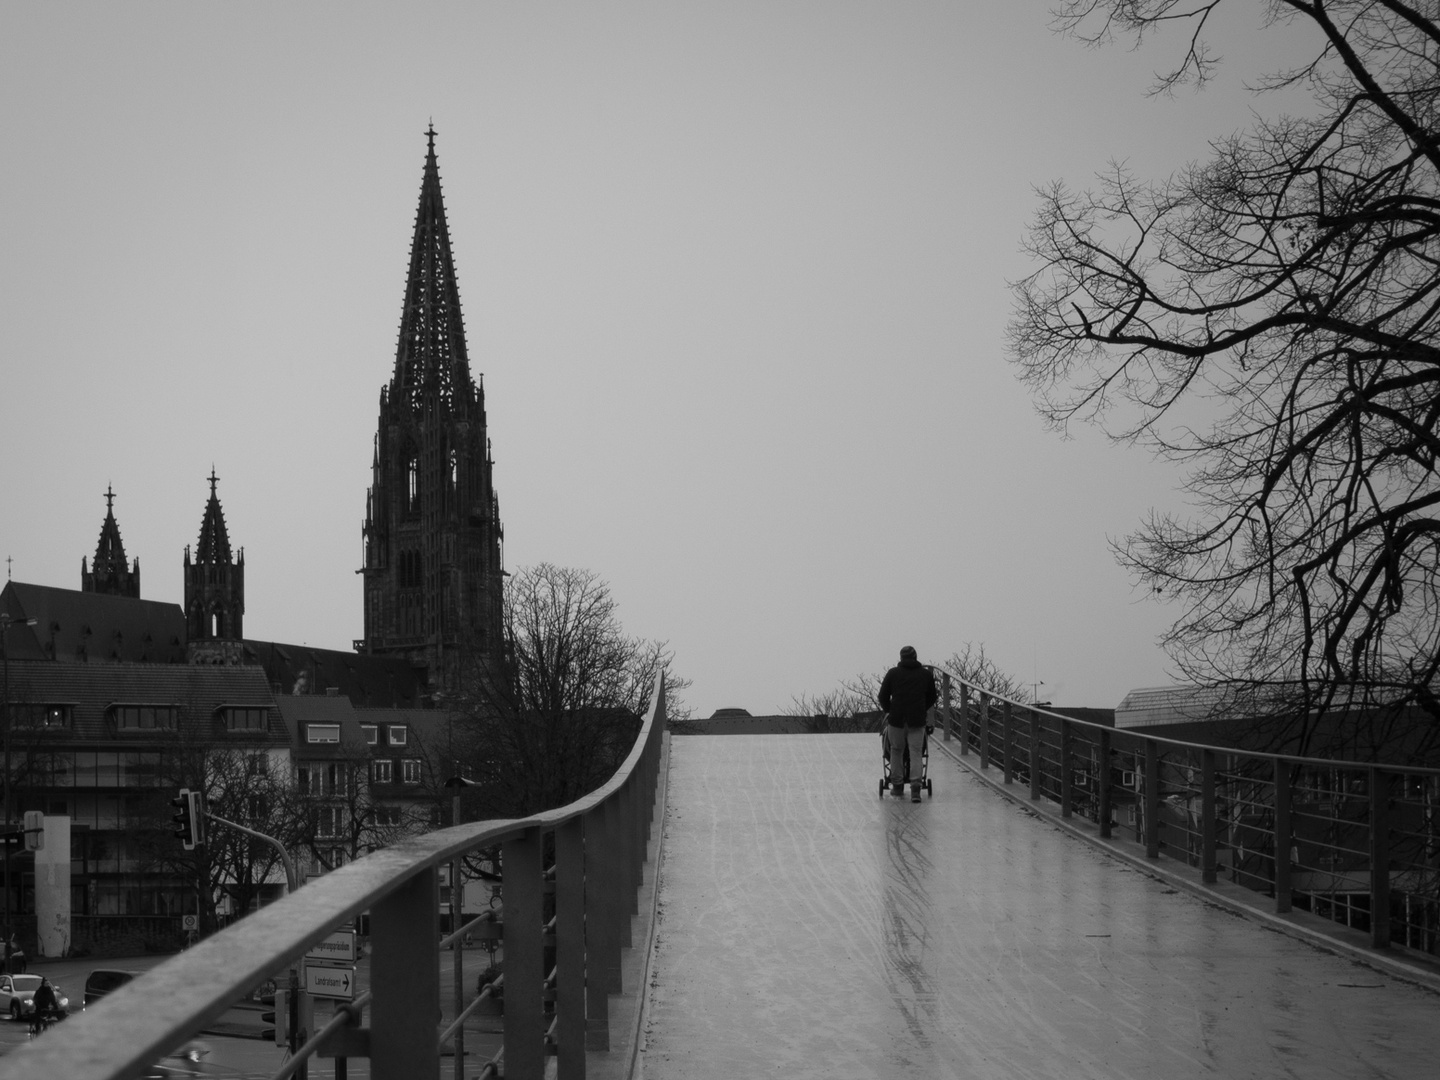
[82,483,140,598]
[392,124,474,413]
[362,128,504,693]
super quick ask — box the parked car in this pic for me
[0,974,69,1019]
[83,968,141,1008]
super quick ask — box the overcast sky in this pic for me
[0,3,1313,717]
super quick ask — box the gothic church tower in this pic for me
[184,470,245,665]
[82,485,141,598]
[360,127,504,693]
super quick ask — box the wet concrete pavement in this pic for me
[639,734,1440,1079]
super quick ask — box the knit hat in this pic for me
[899,645,917,661]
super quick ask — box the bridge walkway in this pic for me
[638,733,1438,1079]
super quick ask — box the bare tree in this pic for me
[940,643,1033,703]
[451,564,687,817]
[135,739,299,933]
[1009,1,1440,755]
[786,673,885,731]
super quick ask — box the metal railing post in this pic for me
[1059,719,1072,819]
[585,804,614,1051]
[979,693,991,771]
[1274,759,1292,913]
[555,815,586,1079]
[1144,740,1161,858]
[1098,727,1112,838]
[1201,749,1217,883]
[1028,707,1041,801]
[370,865,440,1080]
[1002,700,1014,785]
[941,672,953,742]
[1369,766,1392,949]
[958,683,970,754]
[502,826,546,1079]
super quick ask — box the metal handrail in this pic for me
[0,676,668,1080]
[937,671,1440,955]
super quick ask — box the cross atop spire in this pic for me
[390,126,476,414]
[105,483,115,513]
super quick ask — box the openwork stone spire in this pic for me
[361,127,504,694]
[391,124,476,414]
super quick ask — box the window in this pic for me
[387,725,407,747]
[307,724,340,744]
[315,806,340,839]
[361,724,378,745]
[402,759,421,784]
[297,766,314,795]
[372,759,393,784]
[14,704,73,730]
[223,707,269,733]
[374,805,401,827]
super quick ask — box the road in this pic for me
[0,946,501,1079]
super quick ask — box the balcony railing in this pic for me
[935,673,1440,956]
[0,677,668,1080]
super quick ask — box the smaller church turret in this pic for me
[82,485,141,598]
[184,469,245,665]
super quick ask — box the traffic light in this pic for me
[187,789,206,848]
[260,990,288,1046]
[171,788,194,850]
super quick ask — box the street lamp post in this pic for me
[0,613,37,974]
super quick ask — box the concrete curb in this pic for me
[932,735,1440,997]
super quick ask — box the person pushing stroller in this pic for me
[879,645,938,801]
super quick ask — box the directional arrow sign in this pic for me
[304,962,356,1001]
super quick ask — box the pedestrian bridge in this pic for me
[6,682,1440,1080]
[639,732,1438,1079]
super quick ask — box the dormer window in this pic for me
[361,724,378,745]
[387,725,407,747]
[111,704,176,731]
[222,706,269,733]
[14,704,74,730]
[307,724,341,744]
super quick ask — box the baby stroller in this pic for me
[878,722,934,798]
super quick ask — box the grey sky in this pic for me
[0,3,1308,716]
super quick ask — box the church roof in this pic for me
[194,469,233,564]
[0,658,283,742]
[390,125,477,414]
[243,639,426,708]
[0,581,186,663]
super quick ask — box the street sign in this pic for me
[306,929,358,963]
[182,915,198,930]
[304,962,356,1001]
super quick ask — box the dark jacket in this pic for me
[878,659,938,728]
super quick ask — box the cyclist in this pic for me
[29,977,58,1036]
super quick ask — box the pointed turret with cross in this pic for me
[360,127,505,693]
[184,468,245,665]
[82,484,141,598]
